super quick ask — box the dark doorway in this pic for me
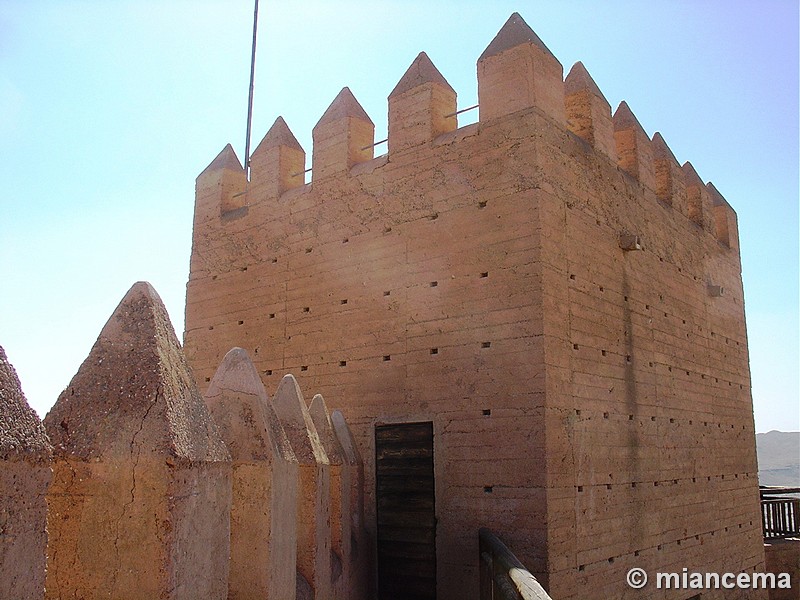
[375,421,436,600]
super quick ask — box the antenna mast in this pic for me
[244,0,259,179]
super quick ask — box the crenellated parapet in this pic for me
[707,181,739,250]
[331,409,369,600]
[195,143,247,221]
[308,394,350,600]
[1,281,367,600]
[192,12,739,257]
[205,347,299,600]
[44,282,232,600]
[272,374,333,600]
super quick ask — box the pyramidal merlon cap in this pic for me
[479,12,555,62]
[682,160,704,186]
[315,87,374,129]
[206,347,294,462]
[43,281,229,462]
[390,51,455,98]
[254,116,304,154]
[331,409,360,466]
[651,132,679,163]
[272,374,327,464]
[199,143,244,178]
[207,347,267,399]
[308,394,344,464]
[613,101,646,132]
[565,61,608,103]
[0,345,51,458]
[706,182,730,207]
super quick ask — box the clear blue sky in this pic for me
[1,1,797,432]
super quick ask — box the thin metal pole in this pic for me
[244,0,260,179]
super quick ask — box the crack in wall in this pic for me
[109,386,160,597]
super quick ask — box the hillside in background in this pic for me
[756,430,800,487]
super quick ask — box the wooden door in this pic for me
[375,422,436,600]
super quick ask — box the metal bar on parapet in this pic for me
[243,0,260,179]
[291,168,313,178]
[445,104,479,118]
[360,138,388,151]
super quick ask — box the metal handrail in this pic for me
[479,528,553,600]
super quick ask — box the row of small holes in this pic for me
[575,409,749,431]
[245,206,481,250]
[570,345,745,389]
[252,269,491,318]
[576,473,751,492]
[260,204,486,251]
[215,268,493,316]
[576,520,755,572]
[428,342,493,355]
[250,341,495,377]
[568,273,741,347]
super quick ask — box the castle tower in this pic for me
[184,12,764,600]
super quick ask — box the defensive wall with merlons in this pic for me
[0,281,368,600]
[183,11,764,600]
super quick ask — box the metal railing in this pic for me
[760,486,800,539]
[479,528,553,600]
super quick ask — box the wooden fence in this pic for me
[761,487,800,540]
